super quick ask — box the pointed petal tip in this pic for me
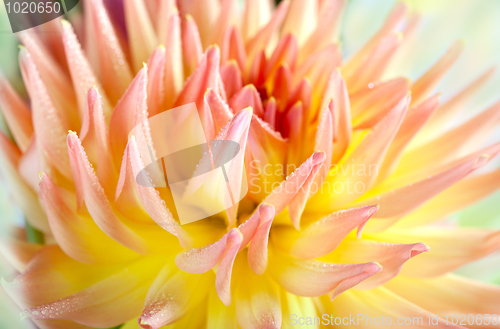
[357,205,380,239]
[312,151,327,165]
[411,243,431,258]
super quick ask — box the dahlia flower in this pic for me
[0,0,500,328]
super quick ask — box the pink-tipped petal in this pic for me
[269,250,381,298]
[411,40,464,105]
[124,0,157,71]
[39,172,138,264]
[61,20,112,122]
[181,15,204,77]
[109,67,149,164]
[272,205,378,259]
[0,78,33,151]
[248,204,276,274]
[229,84,264,116]
[220,61,243,100]
[19,49,72,179]
[216,228,243,306]
[146,47,166,117]
[83,0,133,103]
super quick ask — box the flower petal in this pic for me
[229,84,264,116]
[396,168,500,228]
[385,274,500,319]
[181,15,204,77]
[83,0,133,104]
[138,264,212,329]
[21,254,166,328]
[411,40,464,106]
[0,77,33,151]
[109,67,149,164]
[269,250,381,298]
[163,8,185,107]
[61,20,112,122]
[216,228,243,306]
[220,61,243,100]
[0,133,49,232]
[248,204,276,274]
[235,261,282,329]
[326,239,430,289]
[272,205,378,259]
[375,227,500,277]
[19,48,72,179]
[39,172,138,264]
[124,0,157,71]
[325,287,466,329]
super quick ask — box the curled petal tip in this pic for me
[411,243,431,258]
[312,151,327,165]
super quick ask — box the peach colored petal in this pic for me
[269,250,381,298]
[109,67,149,163]
[127,138,190,247]
[284,101,304,168]
[241,0,272,41]
[21,255,166,328]
[328,287,466,329]
[19,48,72,179]
[346,33,402,94]
[264,97,277,128]
[422,66,495,137]
[351,77,411,129]
[174,46,223,137]
[397,99,500,177]
[358,154,494,232]
[84,0,133,104]
[222,26,247,72]
[163,8,185,107]
[177,0,219,47]
[0,238,42,273]
[205,88,234,135]
[299,0,345,61]
[124,0,157,71]
[67,132,150,254]
[272,205,378,259]
[271,65,292,111]
[245,1,290,64]
[293,44,341,108]
[181,15,204,77]
[0,78,33,151]
[375,94,440,183]
[229,84,264,116]
[281,0,318,45]
[61,20,112,122]
[396,168,500,228]
[331,240,430,289]
[247,204,276,274]
[146,47,166,118]
[39,172,138,265]
[314,94,410,209]
[220,61,243,100]
[342,2,407,78]
[80,87,117,199]
[216,228,243,306]
[265,34,298,80]
[321,69,351,163]
[411,40,464,105]
[385,274,500,320]
[313,101,334,188]
[377,227,500,278]
[138,265,212,329]
[18,32,78,129]
[263,152,326,220]
[210,0,237,46]
[0,133,49,232]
